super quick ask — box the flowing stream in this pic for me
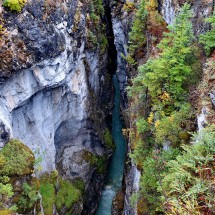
[96,75,126,215]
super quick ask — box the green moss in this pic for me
[99,34,108,54]
[3,0,27,12]
[104,128,115,149]
[40,182,56,215]
[56,178,80,211]
[0,139,35,176]
[72,178,85,194]
[39,172,82,215]
[82,150,106,174]
[0,154,6,167]
[87,30,98,48]
[39,172,59,215]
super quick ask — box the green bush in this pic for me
[72,178,85,194]
[154,104,192,146]
[3,0,27,12]
[0,139,35,176]
[0,183,13,198]
[18,183,39,211]
[99,34,108,54]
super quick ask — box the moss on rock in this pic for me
[56,178,80,211]
[3,0,27,12]
[82,150,107,174]
[40,182,55,215]
[104,128,115,149]
[40,172,82,215]
[0,139,35,176]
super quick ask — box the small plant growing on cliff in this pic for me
[104,128,115,149]
[200,12,215,56]
[3,0,27,12]
[56,178,80,212]
[18,183,40,211]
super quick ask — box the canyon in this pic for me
[0,0,214,214]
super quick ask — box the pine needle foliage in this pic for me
[137,3,195,106]
[128,0,147,56]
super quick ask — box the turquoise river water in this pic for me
[96,75,126,215]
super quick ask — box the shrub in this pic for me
[154,104,192,146]
[99,34,108,54]
[91,0,104,16]
[86,30,98,48]
[3,0,27,12]
[72,178,85,194]
[0,139,35,176]
[18,183,40,211]
[136,118,149,134]
[161,125,215,214]
[139,148,180,213]
[0,183,13,198]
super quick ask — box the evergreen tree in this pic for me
[200,12,215,56]
[128,0,147,55]
[137,3,194,107]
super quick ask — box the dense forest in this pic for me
[0,0,214,215]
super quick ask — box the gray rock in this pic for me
[0,119,11,148]
[0,1,113,214]
[209,91,215,110]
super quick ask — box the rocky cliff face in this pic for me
[0,0,114,213]
[159,0,214,34]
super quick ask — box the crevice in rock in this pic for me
[94,1,129,214]
[103,0,118,76]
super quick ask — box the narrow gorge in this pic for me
[0,0,214,215]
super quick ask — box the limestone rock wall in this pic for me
[0,0,113,213]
